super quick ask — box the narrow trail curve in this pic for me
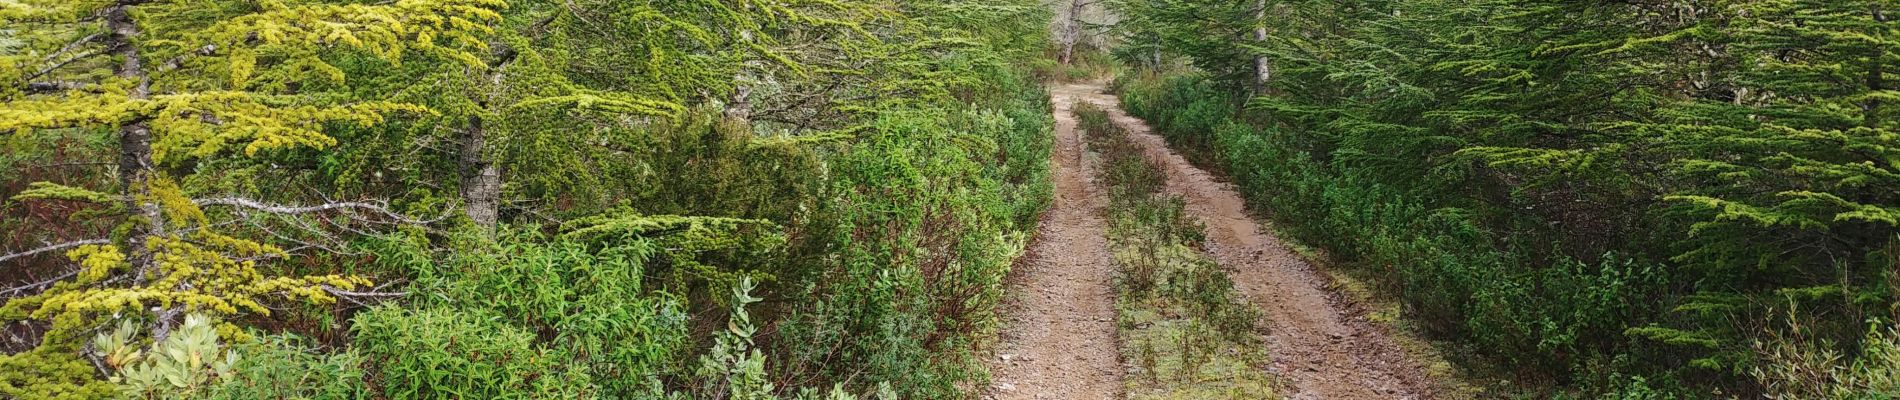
[985,84,1123,399]
[1069,83,1436,400]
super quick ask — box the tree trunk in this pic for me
[460,114,500,228]
[1060,0,1087,65]
[1253,0,1273,90]
[725,77,753,123]
[1151,36,1163,70]
[107,2,183,340]
[460,45,518,229]
[725,30,757,123]
[1867,4,1886,128]
[105,4,162,277]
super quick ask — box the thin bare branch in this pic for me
[322,283,408,309]
[1,270,77,298]
[158,44,220,72]
[23,34,106,82]
[194,197,425,224]
[233,208,353,256]
[0,239,112,265]
[323,285,409,298]
[23,81,89,94]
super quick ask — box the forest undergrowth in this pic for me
[0,1,1059,399]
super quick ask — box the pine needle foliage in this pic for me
[1113,0,1899,396]
[3,0,1058,398]
[1,0,502,397]
[1,0,502,160]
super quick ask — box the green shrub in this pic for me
[1755,318,1900,399]
[775,108,1029,397]
[370,227,696,398]
[93,314,237,399]
[352,306,593,399]
[691,278,775,399]
[208,335,368,400]
[992,98,1057,230]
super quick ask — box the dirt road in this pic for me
[990,82,1431,399]
[986,84,1124,400]
[1071,82,1432,399]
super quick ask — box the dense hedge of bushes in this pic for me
[1113,5,1900,389]
[1109,0,1900,394]
[770,76,1055,397]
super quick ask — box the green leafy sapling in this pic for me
[93,313,238,399]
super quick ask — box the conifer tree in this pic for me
[1107,0,1272,87]
[1630,0,1900,369]
[350,0,873,228]
[1,0,501,396]
[1666,0,1896,275]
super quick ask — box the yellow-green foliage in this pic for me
[2,177,369,341]
[6,1,1059,399]
[2,0,503,395]
[3,0,502,344]
[0,88,439,164]
[9,181,117,203]
[2,0,502,158]
[177,0,505,76]
[0,346,117,400]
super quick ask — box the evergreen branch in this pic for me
[38,33,101,66]
[23,34,106,82]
